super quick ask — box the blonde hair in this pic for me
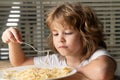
[46,2,106,60]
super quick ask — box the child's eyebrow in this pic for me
[50,29,57,32]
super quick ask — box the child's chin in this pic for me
[60,52,70,56]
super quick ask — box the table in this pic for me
[0,60,12,70]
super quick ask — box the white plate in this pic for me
[0,65,77,80]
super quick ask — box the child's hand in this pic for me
[1,27,22,44]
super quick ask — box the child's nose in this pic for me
[59,35,65,42]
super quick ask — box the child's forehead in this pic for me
[50,20,73,30]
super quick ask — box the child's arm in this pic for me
[2,27,34,66]
[78,56,116,80]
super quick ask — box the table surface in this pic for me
[0,60,12,70]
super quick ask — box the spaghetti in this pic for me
[3,67,72,80]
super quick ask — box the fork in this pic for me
[21,42,51,64]
[21,42,51,54]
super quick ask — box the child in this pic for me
[2,2,116,80]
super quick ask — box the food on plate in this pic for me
[3,67,73,80]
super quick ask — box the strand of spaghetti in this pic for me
[21,42,51,65]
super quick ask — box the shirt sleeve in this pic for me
[77,49,112,68]
[89,48,112,61]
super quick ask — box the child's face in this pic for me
[50,22,83,57]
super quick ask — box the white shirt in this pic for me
[34,49,112,68]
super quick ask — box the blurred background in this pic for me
[0,0,120,77]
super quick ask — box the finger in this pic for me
[6,30,17,43]
[1,32,8,43]
[9,27,22,43]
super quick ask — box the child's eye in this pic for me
[64,32,73,35]
[52,33,58,36]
